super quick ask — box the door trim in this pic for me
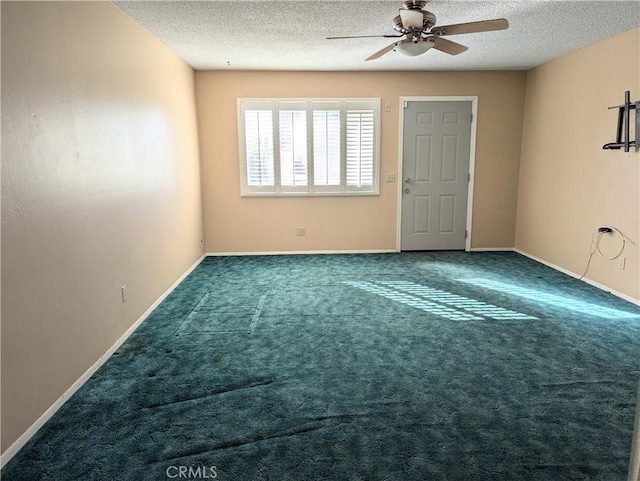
[395,96,478,252]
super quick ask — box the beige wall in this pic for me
[516,28,640,301]
[196,70,526,253]
[1,1,204,452]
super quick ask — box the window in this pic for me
[238,98,380,196]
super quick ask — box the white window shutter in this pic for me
[312,110,341,187]
[239,98,379,196]
[346,109,375,189]
[279,110,308,188]
[244,110,274,187]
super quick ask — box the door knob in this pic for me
[405,177,413,183]
[404,188,410,194]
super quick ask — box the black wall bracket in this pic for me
[603,90,639,152]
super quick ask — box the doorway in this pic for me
[397,97,477,251]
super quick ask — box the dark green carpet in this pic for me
[3,252,640,480]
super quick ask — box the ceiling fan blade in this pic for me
[326,34,403,39]
[430,18,508,36]
[365,41,400,61]
[399,8,424,29]
[430,37,468,55]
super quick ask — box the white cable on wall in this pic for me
[579,226,635,280]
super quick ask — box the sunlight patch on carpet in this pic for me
[344,281,536,321]
[457,278,640,319]
[380,281,536,320]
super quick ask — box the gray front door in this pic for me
[401,100,472,251]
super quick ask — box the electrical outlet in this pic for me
[296,227,306,236]
[618,257,626,270]
[121,285,128,303]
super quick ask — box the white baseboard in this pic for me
[209,248,517,256]
[515,248,640,307]
[0,254,206,469]
[206,249,397,256]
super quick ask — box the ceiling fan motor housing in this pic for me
[393,10,436,34]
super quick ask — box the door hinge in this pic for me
[470,113,473,123]
[404,101,408,109]
[468,173,471,182]
[465,230,468,239]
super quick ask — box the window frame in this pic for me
[237,97,381,197]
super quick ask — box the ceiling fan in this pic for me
[327,0,509,61]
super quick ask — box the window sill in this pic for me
[240,191,380,198]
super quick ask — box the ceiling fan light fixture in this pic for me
[394,39,435,56]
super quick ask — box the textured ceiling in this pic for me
[113,0,640,71]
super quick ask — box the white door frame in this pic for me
[396,96,478,252]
